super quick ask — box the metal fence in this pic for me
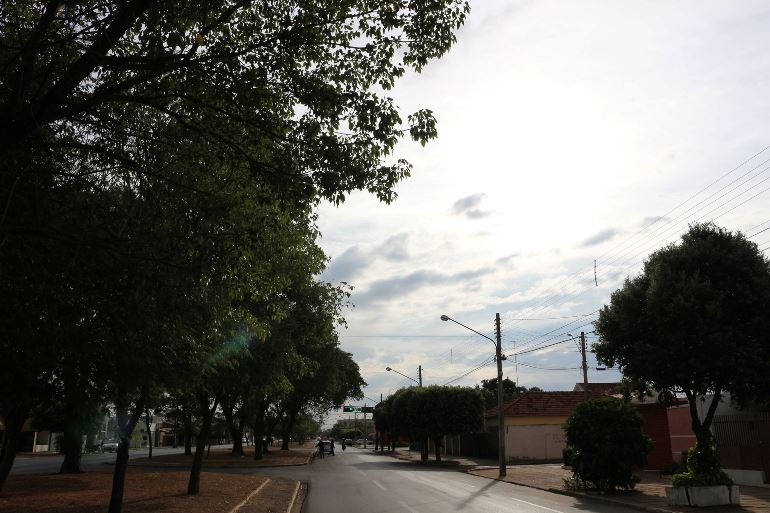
[713,412,770,481]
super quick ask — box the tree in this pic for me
[389,386,484,462]
[563,397,651,491]
[476,378,530,411]
[594,223,770,475]
[291,414,320,444]
[1,0,470,232]
[0,1,470,504]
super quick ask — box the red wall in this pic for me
[667,406,696,460]
[637,403,672,469]
[636,403,696,469]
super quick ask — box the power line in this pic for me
[513,361,581,371]
[513,337,574,356]
[496,148,770,334]
[501,313,596,321]
[748,225,770,239]
[442,355,496,385]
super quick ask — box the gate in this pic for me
[712,412,770,483]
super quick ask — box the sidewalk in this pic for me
[370,448,769,513]
[469,465,770,513]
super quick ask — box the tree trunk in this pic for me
[0,408,26,493]
[183,407,193,455]
[434,437,442,462]
[281,410,297,450]
[685,389,723,474]
[59,423,84,473]
[108,436,131,513]
[107,394,145,513]
[224,405,243,457]
[187,394,218,495]
[145,411,153,459]
[253,405,265,460]
[265,416,278,454]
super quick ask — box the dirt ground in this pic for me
[0,470,302,513]
[131,446,312,468]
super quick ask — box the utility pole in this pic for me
[364,405,367,448]
[418,365,422,387]
[580,331,589,401]
[495,313,507,477]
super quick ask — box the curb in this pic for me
[466,470,674,513]
[121,453,312,470]
[124,460,311,469]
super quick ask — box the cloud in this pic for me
[354,267,493,305]
[323,233,411,284]
[377,233,410,261]
[580,228,619,247]
[451,193,492,219]
[640,216,669,228]
[496,253,520,265]
[322,245,370,283]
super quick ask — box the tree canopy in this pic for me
[594,223,770,455]
[0,2,470,510]
[386,385,483,461]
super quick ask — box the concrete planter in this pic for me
[665,485,740,507]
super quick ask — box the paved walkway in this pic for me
[373,448,770,513]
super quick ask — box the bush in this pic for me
[671,438,732,487]
[671,470,733,487]
[563,446,575,466]
[563,397,652,491]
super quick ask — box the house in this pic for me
[485,391,589,462]
[572,382,697,470]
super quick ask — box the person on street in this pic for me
[329,438,335,456]
[342,439,346,451]
[315,438,324,459]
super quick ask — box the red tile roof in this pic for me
[485,391,591,418]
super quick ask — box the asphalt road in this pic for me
[244,446,642,513]
[12,445,643,512]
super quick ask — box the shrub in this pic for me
[563,446,575,466]
[671,470,733,487]
[671,438,732,487]
[563,397,652,491]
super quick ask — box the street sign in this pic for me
[362,406,374,413]
[343,405,362,413]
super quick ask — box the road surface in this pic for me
[243,446,642,513]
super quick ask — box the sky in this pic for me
[314,1,770,425]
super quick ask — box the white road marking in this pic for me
[372,479,387,491]
[398,500,420,513]
[228,478,271,513]
[355,468,367,476]
[509,496,564,513]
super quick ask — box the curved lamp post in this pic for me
[385,366,422,387]
[441,313,507,477]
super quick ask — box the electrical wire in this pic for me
[497,148,770,335]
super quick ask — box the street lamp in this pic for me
[385,366,422,387]
[441,313,507,477]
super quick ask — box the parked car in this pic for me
[101,440,119,453]
[343,438,353,446]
